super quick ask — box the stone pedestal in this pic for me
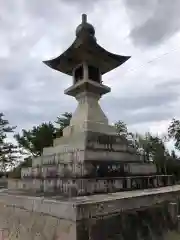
[1,185,180,239]
[64,79,115,136]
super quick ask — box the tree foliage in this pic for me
[114,120,128,137]
[113,122,170,175]
[14,122,56,157]
[0,113,18,172]
[129,132,167,173]
[168,118,180,151]
[55,112,72,137]
[14,112,72,157]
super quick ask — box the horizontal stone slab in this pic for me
[0,185,180,221]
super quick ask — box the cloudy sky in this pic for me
[1,0,180,144]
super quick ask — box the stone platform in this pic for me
[8,174,174,197]
[0,186,180,239]
[1,185,180,220]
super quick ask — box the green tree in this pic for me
[14,112,72,157]
[165,150,179,178]
[113,120,171,174]
[130,132,168,174]
[168,118,180,151]
[130,133,149,161]
[149,135,167,174]
[114,120,128,137]
[55,112,72,137]
[0,113,18,172]
[14,122,56,157]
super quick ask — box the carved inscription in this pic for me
[86,132,128,151]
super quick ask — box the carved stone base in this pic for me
[16,175,174,196]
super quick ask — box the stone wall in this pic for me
[8,175,174,197]
[7,179,21,189]
[77,203,180,240]
[0,178,7,189]
[1,186,180,239]
[8,179,42,191]
[0,203,75,240]
[0,198,180,239]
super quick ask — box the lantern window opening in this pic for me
[74,64,83,83]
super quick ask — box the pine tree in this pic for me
[0,113,18,172]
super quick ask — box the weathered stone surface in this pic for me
[1,186,180,239]
[0,203,75,240]
[77,204,178,240]
[3,185,180,220]
[1,202,180,240]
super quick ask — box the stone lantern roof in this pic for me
[43,14,130,76]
